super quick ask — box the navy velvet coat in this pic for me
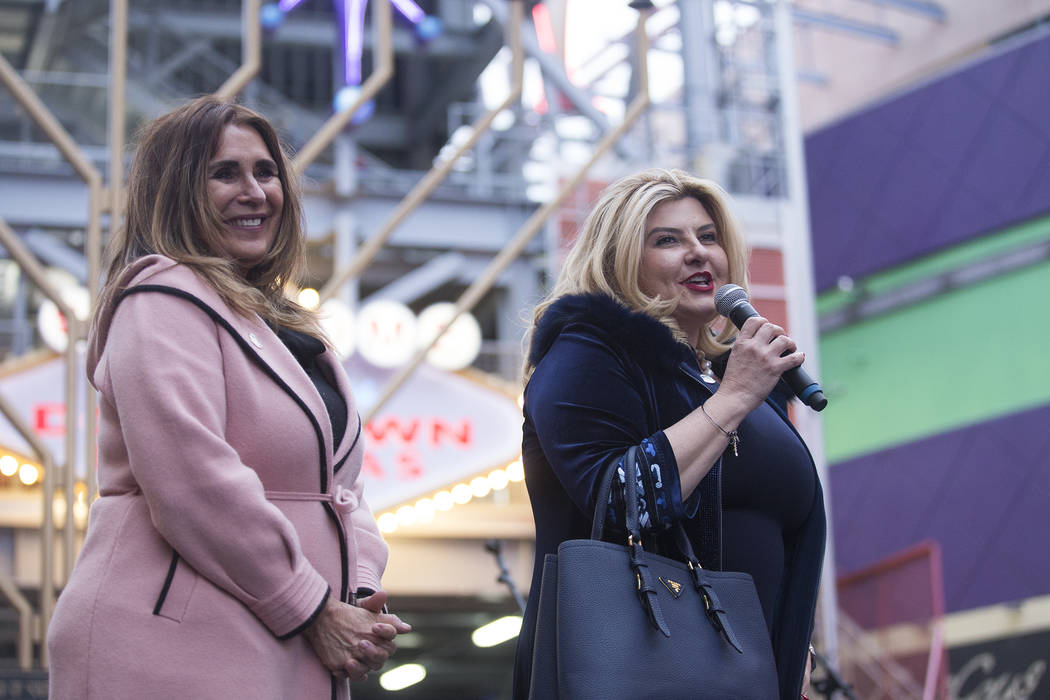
[512,293,826,700]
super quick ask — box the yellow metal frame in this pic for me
[320,0,527,304]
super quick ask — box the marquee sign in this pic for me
[344,354,521,510]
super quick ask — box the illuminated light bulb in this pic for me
[377,512,398,533]
[379,663,426,691]
[471,615,522,647]
[470,476,491,498]
[18,463,39,486]
[414,498,435,523]
[414,15,443,42]
[260,3,285,30]
[516,393,525,409]
[433,490,454,511]
[297,288,320,310]
[356,299,416,368]
[488,468,509,491]
[506,460,524,482]
[451,483,472,505]
[395,505,416,526]
[73,499,89,528]
[416,303,482,370]
[333,86,376,125]
[52,493,67,527]
[318,297,355,360]
[0,455,17,476]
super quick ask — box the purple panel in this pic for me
[962,40,1023,100]
[806,32,1050,290]
[822,117,902,202]
[836,207,918,284]
[868,87,928,139]
[922,434,1025,610]
[808,118,902,281]
[999,39,1050,129]
[906,79,992,174]
[925,183,1007,254]
[958,110,1050,212]
[972,474,1050,605]
[808,192,865,283]
[877,145,954,236]
[830,403,1050,613]
[804,126,843,187]
[1019,151,1050,208]
[830,429,965,574]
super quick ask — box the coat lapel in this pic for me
[318,348,360,469]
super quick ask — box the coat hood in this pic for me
[87,255,183,381]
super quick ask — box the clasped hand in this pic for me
[303,591,412,681]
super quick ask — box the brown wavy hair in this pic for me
[96,95,321,337]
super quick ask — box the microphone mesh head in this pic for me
[714,284,748,317]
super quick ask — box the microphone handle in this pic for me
[726,302,827,412]
[783,366,828,412]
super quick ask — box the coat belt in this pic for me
[264,484,359,515]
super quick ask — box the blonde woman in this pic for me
[513,169,824,699]
[48,96,409,699]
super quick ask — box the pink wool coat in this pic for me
[48,256,389,699]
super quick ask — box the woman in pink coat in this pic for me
[47,96,410,698]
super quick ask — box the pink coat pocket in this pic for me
[153,555,200,622]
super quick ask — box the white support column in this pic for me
[772,0,840,667]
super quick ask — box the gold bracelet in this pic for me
[700,403,739,457]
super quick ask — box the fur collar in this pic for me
[529,293,694,371]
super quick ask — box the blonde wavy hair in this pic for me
[524,168,750,379]
[95,96,322,338]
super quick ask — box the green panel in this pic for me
[817,214,1050,316]
[819,260,1050,462]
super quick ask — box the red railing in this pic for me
[836,540,949,700]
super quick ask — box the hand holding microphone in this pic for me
[714,284,827,412]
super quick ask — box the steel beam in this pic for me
[479,0,626,152]
[215,0,262,99]
[0,216,80,669]
[792,7,899,44]
[319,0,524,303]
[853,0,945,21]
[293,0,394,174]
[363,3,654,423]
[367,252,466,304]
[0,54,99,632]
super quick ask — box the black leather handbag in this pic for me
[528,446,779,699]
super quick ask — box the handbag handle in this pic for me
[589,449,624,541]
[589,445,660,544]
[590,445,744,651]
[589,446,669,636]
[589,446,692,555]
